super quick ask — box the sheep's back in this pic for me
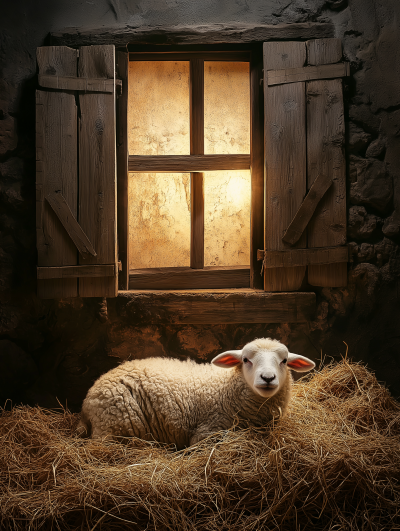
[81,357,226,446]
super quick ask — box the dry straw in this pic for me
[1,359,399,530]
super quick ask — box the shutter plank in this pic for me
[36,46,79,298]
[263,42,307,291]
[78,45,118,297]
[306,39,347,287]
[116,51,129,290]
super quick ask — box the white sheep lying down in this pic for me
[78,338,315,448]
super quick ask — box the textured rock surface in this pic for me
[0,0,400,411]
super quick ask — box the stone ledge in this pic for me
[50,22,334,47]
[118,289,316,324]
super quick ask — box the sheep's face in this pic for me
[212,338,315,398]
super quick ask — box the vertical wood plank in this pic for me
[306,39,347,287]
[250,48,264,289]
[116,51,129,290]
[78,45,118,297]
[36,46,78,299]
[263,42,307,291]
[190,58,204,269]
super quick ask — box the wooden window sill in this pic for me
[117,289,316,324]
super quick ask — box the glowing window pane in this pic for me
[128,61,190,155]
[129,173,191,269]
[204,62,250,154]
[204,170,251,266]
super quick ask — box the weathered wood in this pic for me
[191,173,204,269]
[37,264,116,279]
[257,246,348,268]
[38,74,116,92]
[119,290,316,324]
[128,154,250,172]
[250,50,264,290]
[282,173,333,245]
[263,42,307,291]
[306,39,347,287]
[116,51,129,290]
[45,192,97,257]
[129,266,250,289]
[190,58,205,269]
[307,38,342,66]
[78,45,118,297]
[130,52,251,62]
[267,62,349,86]
[37,46,77,77]
[36,47,79,299]
[50,23,334,47]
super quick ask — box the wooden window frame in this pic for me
[118,44,264,291]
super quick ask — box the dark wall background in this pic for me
[1,0,400,410]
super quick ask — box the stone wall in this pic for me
[1,0,400,411]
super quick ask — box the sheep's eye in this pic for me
[243,357,249,363]
[282,359,287,364]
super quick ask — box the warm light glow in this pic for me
[204,61,250,154]
[204,170,251,267]
[128,60,251,270]
[129,173,191,269]
[128,61,190,155]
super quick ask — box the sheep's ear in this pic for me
[287,353,315,372]
[212,350,242,368]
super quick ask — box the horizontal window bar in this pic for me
[128,154,251,172]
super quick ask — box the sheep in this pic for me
[77,338,315,448]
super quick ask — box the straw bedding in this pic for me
[0,359,399,531]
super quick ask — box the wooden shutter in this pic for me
[36,45,118,298]
[262,38,348,291]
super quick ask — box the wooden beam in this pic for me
[267,62,350,86]
[50,22,334,47]
[36,47,79,299]
[307,38,342,66]
[129,52,251,62]
[128,154,250,172]
[78,45,118,298]
[116,51,129,290]
[263,41,307,292]
[250,49,264,290]
[257,246,348,268]
[118,289,316,324]
[306,39,347,288]
[37,264,117,279]
[45,192,97,258]
[190,58,205,269]
[282,173,333,245]
[38,74,118,92]
[129,266,250,289]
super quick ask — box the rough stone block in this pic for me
[0,114,18,156]
[382,212,400,238]
[350,158,393,213]
[348,206,379,240]
[348,123,371,153]
[374,238,398,263]
[357,243,375,262]
[366,137,386,159]
[0,157,24,182]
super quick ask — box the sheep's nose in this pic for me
[261,374,276,384]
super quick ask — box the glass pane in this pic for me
[204,62,250,154]
[204,170,251,266]
[129,173,191,269]
[128,61,190,155]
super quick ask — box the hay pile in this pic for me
[1,360,400,531]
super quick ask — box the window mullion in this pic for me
[190,58,205,269]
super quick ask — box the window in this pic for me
[35,36,348,314]
[123,46,263,290]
